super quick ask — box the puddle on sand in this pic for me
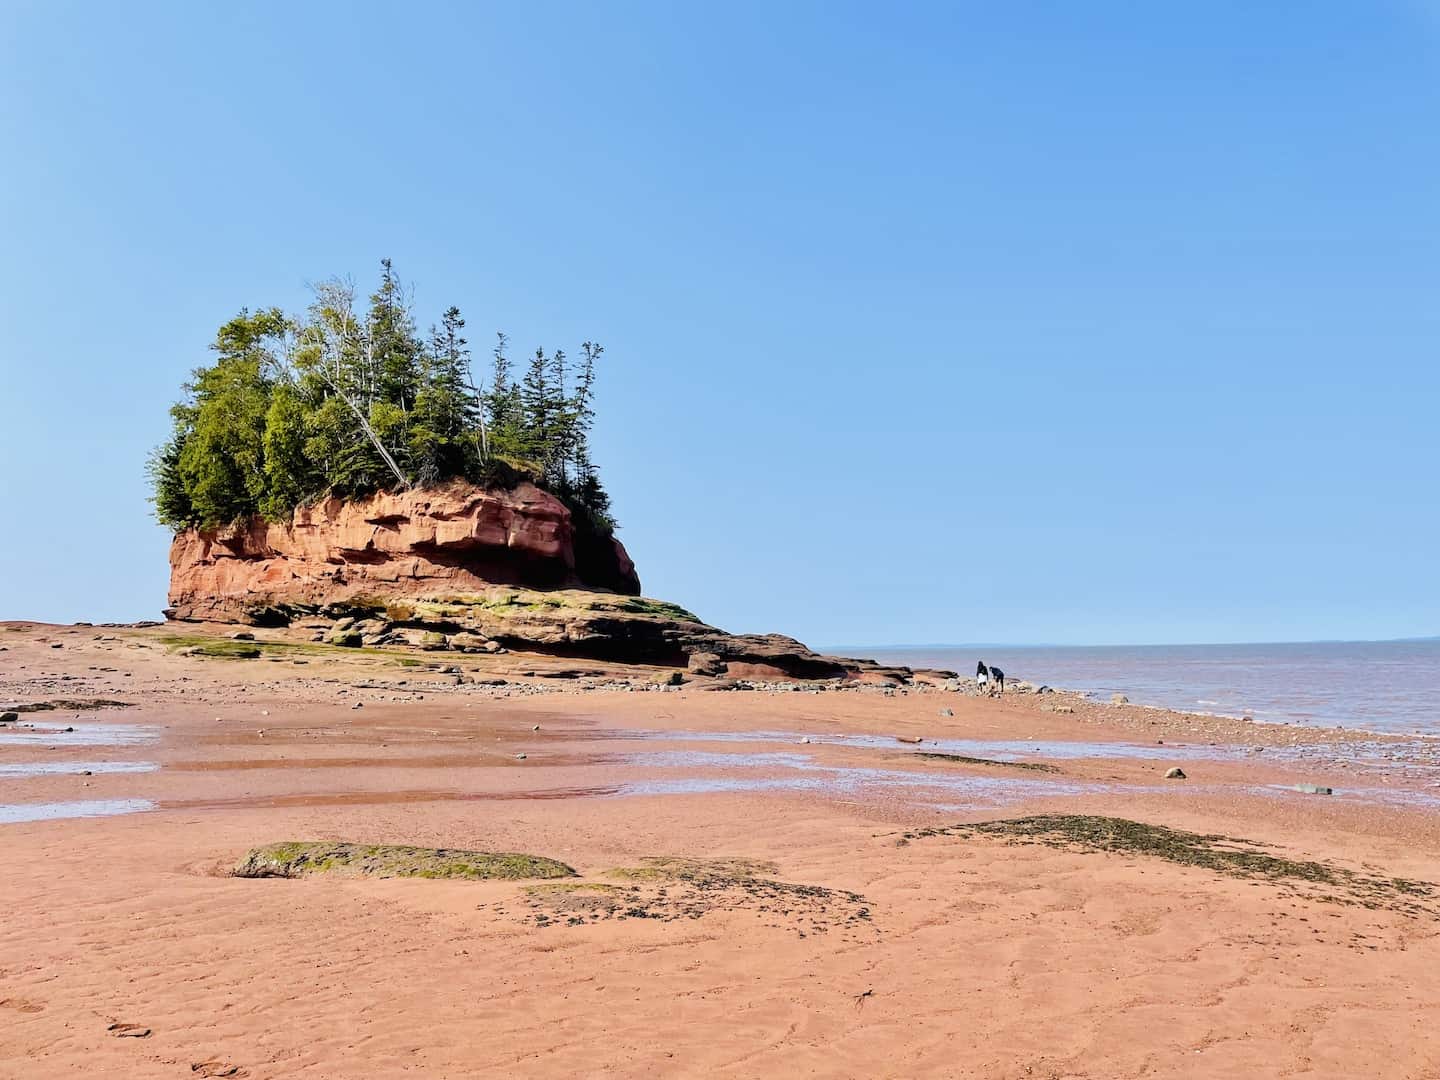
[613,751,1104,805]
[0,722,160,747]
[0,761,159,779]
[160,785,620,812]
[0,799,155,824]
[1260,783,1440,811]
[167,752,603,772]
[613,729,1234,763]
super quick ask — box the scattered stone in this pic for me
[230,631,256,641]
[939,708,953,717]
[895,735,924,745]
[448,632,493,653]
[50,643,63,649]
[695,678,741,692]
[1292,784,1334,795]
[107,1023,151,1038]
[1164,767,1186,780]
[0,711,17,724]
[1112,694,1129,705]
[351,702,363,709]
[532,725,541,731]
[515,753,528,760]
[419,631,449,651]
[327,631,363,647]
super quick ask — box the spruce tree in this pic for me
[150,263,617,536]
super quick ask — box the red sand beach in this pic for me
[3,621,1439,1079]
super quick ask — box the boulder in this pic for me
[448,632,494,653]
[687,651,727,677]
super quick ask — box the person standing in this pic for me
[976,661,989,694]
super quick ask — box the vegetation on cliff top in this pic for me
[149,260,614,534]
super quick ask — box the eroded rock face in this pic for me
[167,482,640,623]
[165,483,926,684]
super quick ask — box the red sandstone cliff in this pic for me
[167,482,639,623]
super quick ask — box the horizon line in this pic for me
[819,634,1440,652]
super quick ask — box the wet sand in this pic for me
[3,621,1440,1078]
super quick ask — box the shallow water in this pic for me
[0,722,160,747]
[859,640,1440,734]
[0,798,155,824]
[0,761,159,778]
[620,728,1232,762]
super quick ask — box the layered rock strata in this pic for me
[166,483,922,683]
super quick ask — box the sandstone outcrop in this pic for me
[167,482,639,624]
[165,482,924,684]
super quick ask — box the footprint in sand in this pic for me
[191,1062,243,1077]
[0,997,45,1013]
[107,1022,152,1038]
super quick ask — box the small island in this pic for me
[152,262,917,685]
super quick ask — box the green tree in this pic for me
[173,309,286,527]
[411,307,480,485]
[149,262,618,538]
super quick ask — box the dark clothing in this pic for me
[976,661,989,678]
[990,667,1005,693]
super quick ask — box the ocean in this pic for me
[850,640,1440,736]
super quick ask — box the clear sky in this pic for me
[2,1,1437,646]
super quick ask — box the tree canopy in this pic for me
[150,261,615,535]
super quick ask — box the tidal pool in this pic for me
[0,798,156,825]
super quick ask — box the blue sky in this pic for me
[2,1,1436,645]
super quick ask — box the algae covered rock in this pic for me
[234,841,577,881]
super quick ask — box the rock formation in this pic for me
[166,482,926,684]
[167,482,638,623]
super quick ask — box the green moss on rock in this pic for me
[234,842,577,881]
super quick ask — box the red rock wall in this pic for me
[167,482,640,622]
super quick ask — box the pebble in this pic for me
[1292,784,1334,795]
[532,725,541,731]
[939,708,953,717]
[515,753,527,760]
[1164,767,1186,779]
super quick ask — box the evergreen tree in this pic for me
[519,347,554,466]
[411,306,480,485]
[149,262,618,535]
[367,258,423,412]
[484,332,523,456]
